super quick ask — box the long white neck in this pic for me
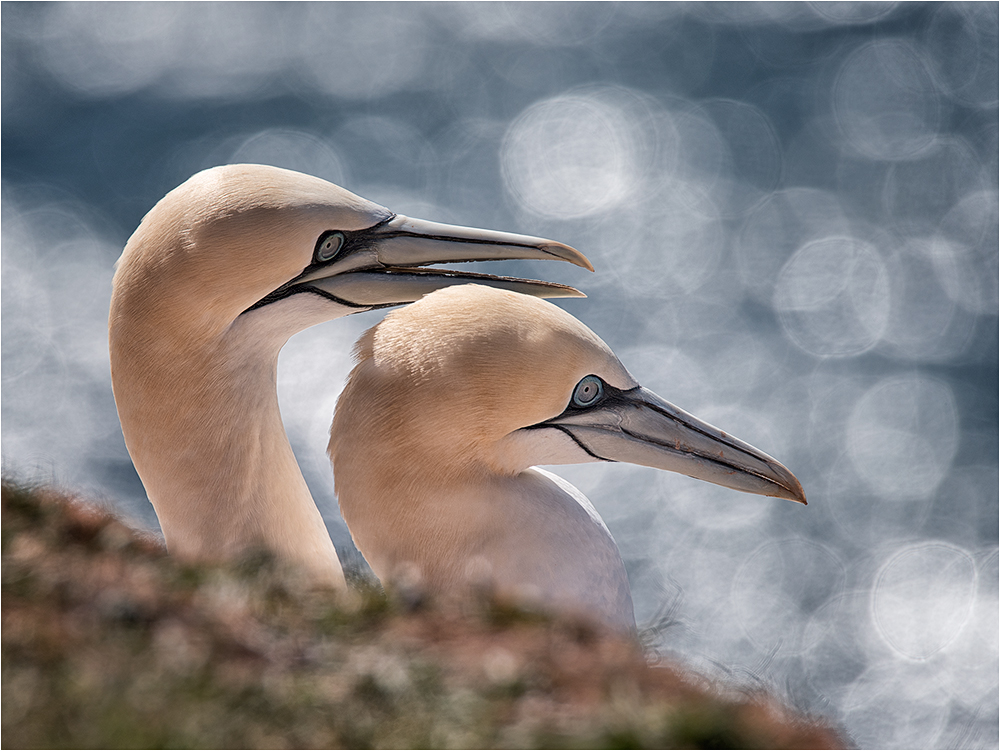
[336,458,634,630]
[111,310,345,588]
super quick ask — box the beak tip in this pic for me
[544,285,587,299]
[786,480,807,505]
[772,487,806,504]
[547,242,594,272]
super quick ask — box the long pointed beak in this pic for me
[369,215,594,271]
[545,386,806,504]
[291,214,593,308]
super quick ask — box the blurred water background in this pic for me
[2,3,997,747]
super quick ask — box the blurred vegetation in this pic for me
[2,479,842,749]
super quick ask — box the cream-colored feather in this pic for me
[331,285,638,627]
[330,284,805,630]
[109,165,589,588]
[109,166,382,587]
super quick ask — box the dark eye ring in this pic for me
[316,232,345,262]
[572,375,604,408]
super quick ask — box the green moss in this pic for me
[666,704,749,749]
[482,596,553,629]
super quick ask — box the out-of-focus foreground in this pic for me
[2,480,841,749]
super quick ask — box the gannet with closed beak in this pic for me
[330,285,805,629]
[109,165,591,588]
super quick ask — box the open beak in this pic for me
[543,386,806,504]
[298,214,592,307]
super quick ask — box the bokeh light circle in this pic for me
[937,548,999,707]
[935,190,1000,316]
[809,2,897,26]
[846,374,958,501]
[883,137,988,234]
[774,236,890,357]
[39,3,181,97]
[1,204,55,384]
[738,188,851,303]
[843,661,951,748]
[698,99,783,216]
[872,542,976,660]
[295,5,431,99]
[449,3,617,46]
[229,130,347,187]
[594,183,724,298]
[733,539,846,656]
[923,3,999,108]
[501,90,647,219]
[877,236,976,363]
[824,453,933,549]
[164,4,291,100]
[833,40,941,160]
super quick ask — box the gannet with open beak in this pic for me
[109,165,591,588]
[329,285,805,629]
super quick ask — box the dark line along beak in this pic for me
[293,214,593,307]
[305,268,584,308]
[543,386,807,504]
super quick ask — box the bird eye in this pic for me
[572,375,604,407]
[316,232,345,262]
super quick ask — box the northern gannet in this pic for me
[329,285,805,629]
[109,165,591,588]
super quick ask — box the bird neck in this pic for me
[110,312,344,588]
[333,450,634,629]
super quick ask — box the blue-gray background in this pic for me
[2,3,997,747]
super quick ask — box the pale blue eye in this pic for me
[316,232,345,262]
[572,375,604,407]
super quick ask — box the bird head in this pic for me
[111,164,591,346]
[332,284,805,504]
